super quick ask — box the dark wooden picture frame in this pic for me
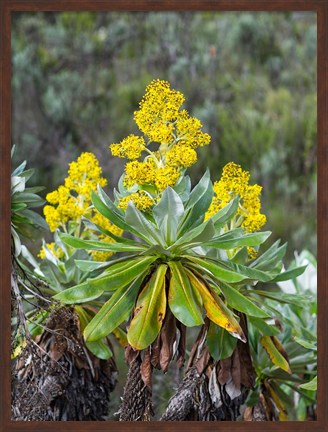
[1,1,327,431]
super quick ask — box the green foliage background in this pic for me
[12,11,317,260]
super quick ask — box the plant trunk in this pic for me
[119,349,153,421]
[11,307,117,421]
[160,315,255,421]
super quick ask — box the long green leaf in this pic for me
[170,219,215,252]
[247,316,280,336]
[153,187,184,245]
[54,256,155,303]
[217,282,270,318]
[92,187,141,236]
[84,274,145,342]
[299,376,317,391]
[86,340,113,360]
[75,306,113,359]
[186,256,249,283]
[205,231,271,249]
[168,261,204,327]
[207,321,238,360]
[178,170,213,235]
[75,255,139,273]
[128,264,167,350]
[250,241,287,271]
[270,265,307,282]
[59,232,147,252]
[82,216,141,245]
[86,256,156,291]
[246,290,310,307]
[211,196,239,227]
[74,260,117,272]
[125,202,165,247]
[53,284,105,304]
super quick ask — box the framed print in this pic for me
[1,1,327,431]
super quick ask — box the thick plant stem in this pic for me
[160,367,203,421]
[119,353,153,421]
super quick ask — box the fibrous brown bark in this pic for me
[12,307,117,421]
[160,315,255,421]
[119,350,153,421]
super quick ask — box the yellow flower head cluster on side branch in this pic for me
[109,79,211,208]
[206,162,267,233]
[44,152,107,232]
[38,242,65,260]
[42,152,123,262]
[110,135,146,160]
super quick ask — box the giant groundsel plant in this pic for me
[55,167,304,358]
[51,80,308,419]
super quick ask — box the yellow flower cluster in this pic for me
[175,110,211,148]
[166,145,198,168]
[206,162,266,233]
[154,166,180,192]
[134,79,185,140]
[118,191,155,212]
[65,152,107,200]
[123,159,157,189]
[109,80,211,208]
[44,152,107,232]
[38,242,65,260]
[110,135,146,160]
[42,152,123,262]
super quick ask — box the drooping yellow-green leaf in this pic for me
[84,274,145,342]
[168,261,204,327]
[261,335,291,374]
[127,264,167,350]
[186,269,245,342]
[264,381,289,421]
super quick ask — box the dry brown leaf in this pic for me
[217,358,232,385]
[176,321,186,369]
[231,345,241,390]
[140,348,153,388]
[159,308,176,372]
[150,336,161,369]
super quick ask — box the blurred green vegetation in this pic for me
[11,11,317,260]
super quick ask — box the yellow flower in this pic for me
[118,191,155,212]
[134,79,185,137]
[155,166,180,192]
[206,162,266,233]
[43,205,62,231]
[38,242,65,260]
[247,247,258,260]
[176,110,211,148]
[44,152,107,230]
[123,159,157,189]
[110,135,146,160]
[166,144,198,168]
